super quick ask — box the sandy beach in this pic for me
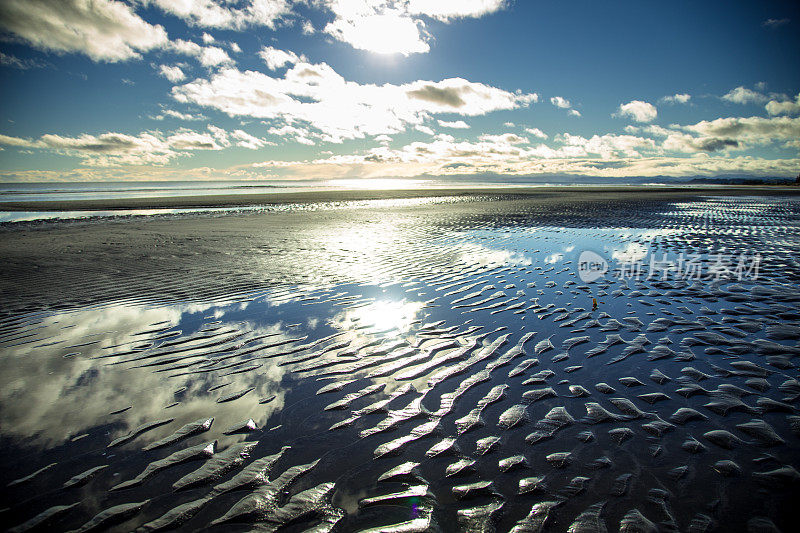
[1,188,800,532]
[1,186,797,314]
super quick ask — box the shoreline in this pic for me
[2,185,799,212]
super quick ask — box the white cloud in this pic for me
[152,109,205,121]
[503,122,515,127]
[550,96,579,116]
[479,133,528,145]
[0,0,168,62]
[625,124,671,137]
[172,55,537,143]
[438,120,470,129]
[406,0,507,21]
[415,125,435,135]
[259,46,302,70]
[662,131,740,153]
[324,8,429,55]
[617,100,657,123]
[267,124,317,145]
[199,46,232,66]
[661,93,691,104]
[318,0,507,54]
[145,0,290,30]
[525,127,547,139]
[170,39,233,67]
[722,86,768,104]
[244,141,800,182]
[171,39,203,57]
[0,126,236,166]
[158,65,186,83]
[765,94,800,116]
[558,133,657,158]
[0,51,46,69]
[201,32,215,44]
[681,115,800,147]
[206,124,231,147]
[231,129,271,149]
[0,134,35,148]
[168,129,227,150]
[657,115,800,154]
[762,18,789,28]
[302,20,315,34]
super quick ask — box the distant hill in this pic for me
[686,177,796,185]
[429,173,798,186]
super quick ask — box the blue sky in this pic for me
[0,0,798,182]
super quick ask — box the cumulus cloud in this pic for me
[199,46,232,66]
[525,127,547,139]
[550,96,571,109]
[681,116,800,147]
[267,124,317,145]
[169,39,233,67]
[438,120,470,129]
[662,132,739,153]
[171,55,537,143]
[558,133,658,159]
[151,108,205,121]
[568,109,581,117]
[0,0,168,62]
[405,78,538,111]
[765,94,800,116]
[158,64,186,83]
[616,100,657,122]
[144,0,290,30]
[170,39,202,57]
[259,46,303,70]
[231,129,271,149]
[406,0,507,21]
[239,130,800,182]
[0,126,236,165]
[661,93,691,104]
[319,0,506,54]
[479,133,528,145]
[324,8,428,55]
[722,86,768,104]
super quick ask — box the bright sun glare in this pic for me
[347,300,424,333]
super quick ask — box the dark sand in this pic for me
[2,186,799,315]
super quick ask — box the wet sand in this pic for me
[1,187,798,316]
[2,185,799,211]
[1,189,800,532]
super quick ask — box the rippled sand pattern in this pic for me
[1,195,800,532]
